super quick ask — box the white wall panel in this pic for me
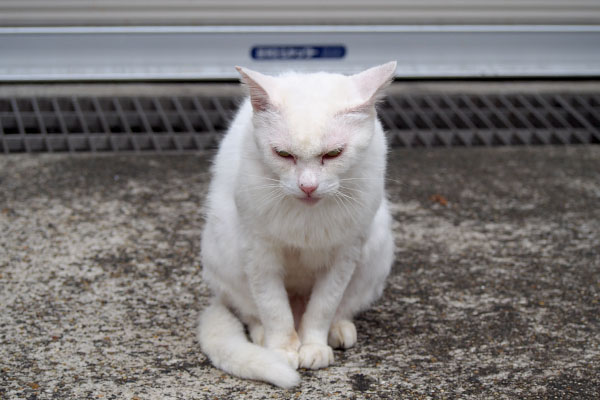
[1,1,599,80]
[1,26,599,80]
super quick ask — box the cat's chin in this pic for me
[297,197,321,205]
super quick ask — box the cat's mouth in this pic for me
[298,196,321,205]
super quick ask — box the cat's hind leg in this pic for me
[328,319,357,349]
[248,319,265,346]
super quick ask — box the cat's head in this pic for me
[237,62,396,205]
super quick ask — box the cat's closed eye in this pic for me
[273,148,343,163]
[274,148,295,160]
[322,148,343,160]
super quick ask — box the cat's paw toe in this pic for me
[328,319,357,349]
[273,348,300,370]
[298,343,334,369]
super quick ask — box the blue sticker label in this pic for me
[251,45,346,60]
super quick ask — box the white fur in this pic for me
[197,62,396,388]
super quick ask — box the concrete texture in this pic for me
[0,147,599,399]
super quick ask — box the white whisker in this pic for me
[338,185,368,197]
[241,173,281,183]
[336,189,366,209]
[334,192,358,226]
[236,184,282,193]
[254,187,286,207]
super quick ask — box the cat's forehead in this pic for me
[271,73,361,154]
[279,106,349,156]
[275,72,358,110]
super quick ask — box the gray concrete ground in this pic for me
[1,146,599,399]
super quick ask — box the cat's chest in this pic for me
[281,247,335,293]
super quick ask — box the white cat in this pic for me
[197,62,396,388]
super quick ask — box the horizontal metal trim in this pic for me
[3,0,600,25]
[2,25,600,34]
[1,25,599,81]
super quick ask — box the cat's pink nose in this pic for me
[300,183,318,196]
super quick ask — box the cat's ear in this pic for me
[235,66,276,112]
[350,61,397,111]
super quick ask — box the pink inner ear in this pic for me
[248,87,270,112]
[236,66,274,112]
[351,61,397,108]
[245,79,270,112]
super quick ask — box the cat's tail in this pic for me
[197,299,301,388]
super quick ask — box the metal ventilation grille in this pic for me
[380,93,600,147]
[0,96,234,153]
[1,93,599,153]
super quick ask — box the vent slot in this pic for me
[1,93,598,153]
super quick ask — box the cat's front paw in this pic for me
[270,331,301,370]
[298,343,334,369]
[328,319,357,349]
[273,348,300,370]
